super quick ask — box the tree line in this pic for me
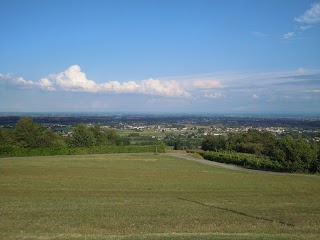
[0,117,128,149]
[201,130,320,173]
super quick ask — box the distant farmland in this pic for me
[1,153,320,240]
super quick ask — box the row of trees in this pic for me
[0,117,127,149]
[67,124,129,147]
[201,130,320,173]
[163,133,201,150]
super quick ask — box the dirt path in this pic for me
[163,152,320,178]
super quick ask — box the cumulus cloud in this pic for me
[38,78,56,91]
[40,65,97,92]
[294,3,320,24]
[12,77,37,88]
[252,94,260,99]
[283,32,295,39]
[1,65,190,98]
[99,78,190,97]
[193,79,222,89]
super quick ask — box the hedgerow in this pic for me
[0,145,165,158]
[188,149,284,172]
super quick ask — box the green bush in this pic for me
[0,145,165,158]
[198,150,284,172]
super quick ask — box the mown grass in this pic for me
[0,153,320,239]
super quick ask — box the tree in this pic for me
[14,117,44,148]
[36,129,66,148]
[89,125,109,146]
[13,117,66,148]
[105,129,121,145]
[226,130,276,156]
[67,124,96,147]
[174,137,182,150]
[202,135,226,151]
[309,143,320,173]
[67,124,126,147]
[164,133,176,146]
[277,136,317,172]
[0,128,14,147]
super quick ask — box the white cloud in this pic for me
[0,73,37,90]
[193,79,222,89]
[283,32,295,39]
[41,65,96,92]
[294,3,320,24]
[252,94,260,99]
[12,77,36,88]
[39,78,56,91]
[3,66,319,101]
[0,73,11,80]
[299,25,312,30]
[1,65,190,98]
[99,78,190,97]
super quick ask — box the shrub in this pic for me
[199,150,284,172]
[0,145,165,158]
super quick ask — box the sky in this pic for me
[0,0,320,114]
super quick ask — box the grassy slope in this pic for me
[0,153,320,240]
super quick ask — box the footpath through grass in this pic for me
[1,153,320,239]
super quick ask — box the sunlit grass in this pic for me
[1,153,320,239]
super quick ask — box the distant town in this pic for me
[1,113,319,144]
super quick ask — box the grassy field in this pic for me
[1,153,320,240]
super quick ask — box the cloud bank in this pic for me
[1,66,319,104]
[2,65,190,98]
[193,79,222,89]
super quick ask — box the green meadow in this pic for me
[1,153,320,239]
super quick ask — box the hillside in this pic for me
[1,153,320,239]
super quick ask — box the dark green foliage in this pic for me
[276,136,318,173]
[198,150,283,172]
[0,145,165,158]
[103,128,121,145]
[164,133,201,150]
[310,143,320,173]
[89,124,109,146]
[1,118,147,158]
[200,130,320,173]
[67,124,96,147]
[67,124,127,147]
[13,117,66,148]
[226,130,277,155]
[128,133,141,137]
[36,130,67,148]
[173,137,182,150]
[164,133,176,146]
[202,135,226,151]
[13,117,44,148]
[0,128,15,147]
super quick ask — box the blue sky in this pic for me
[0,0,320,114]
